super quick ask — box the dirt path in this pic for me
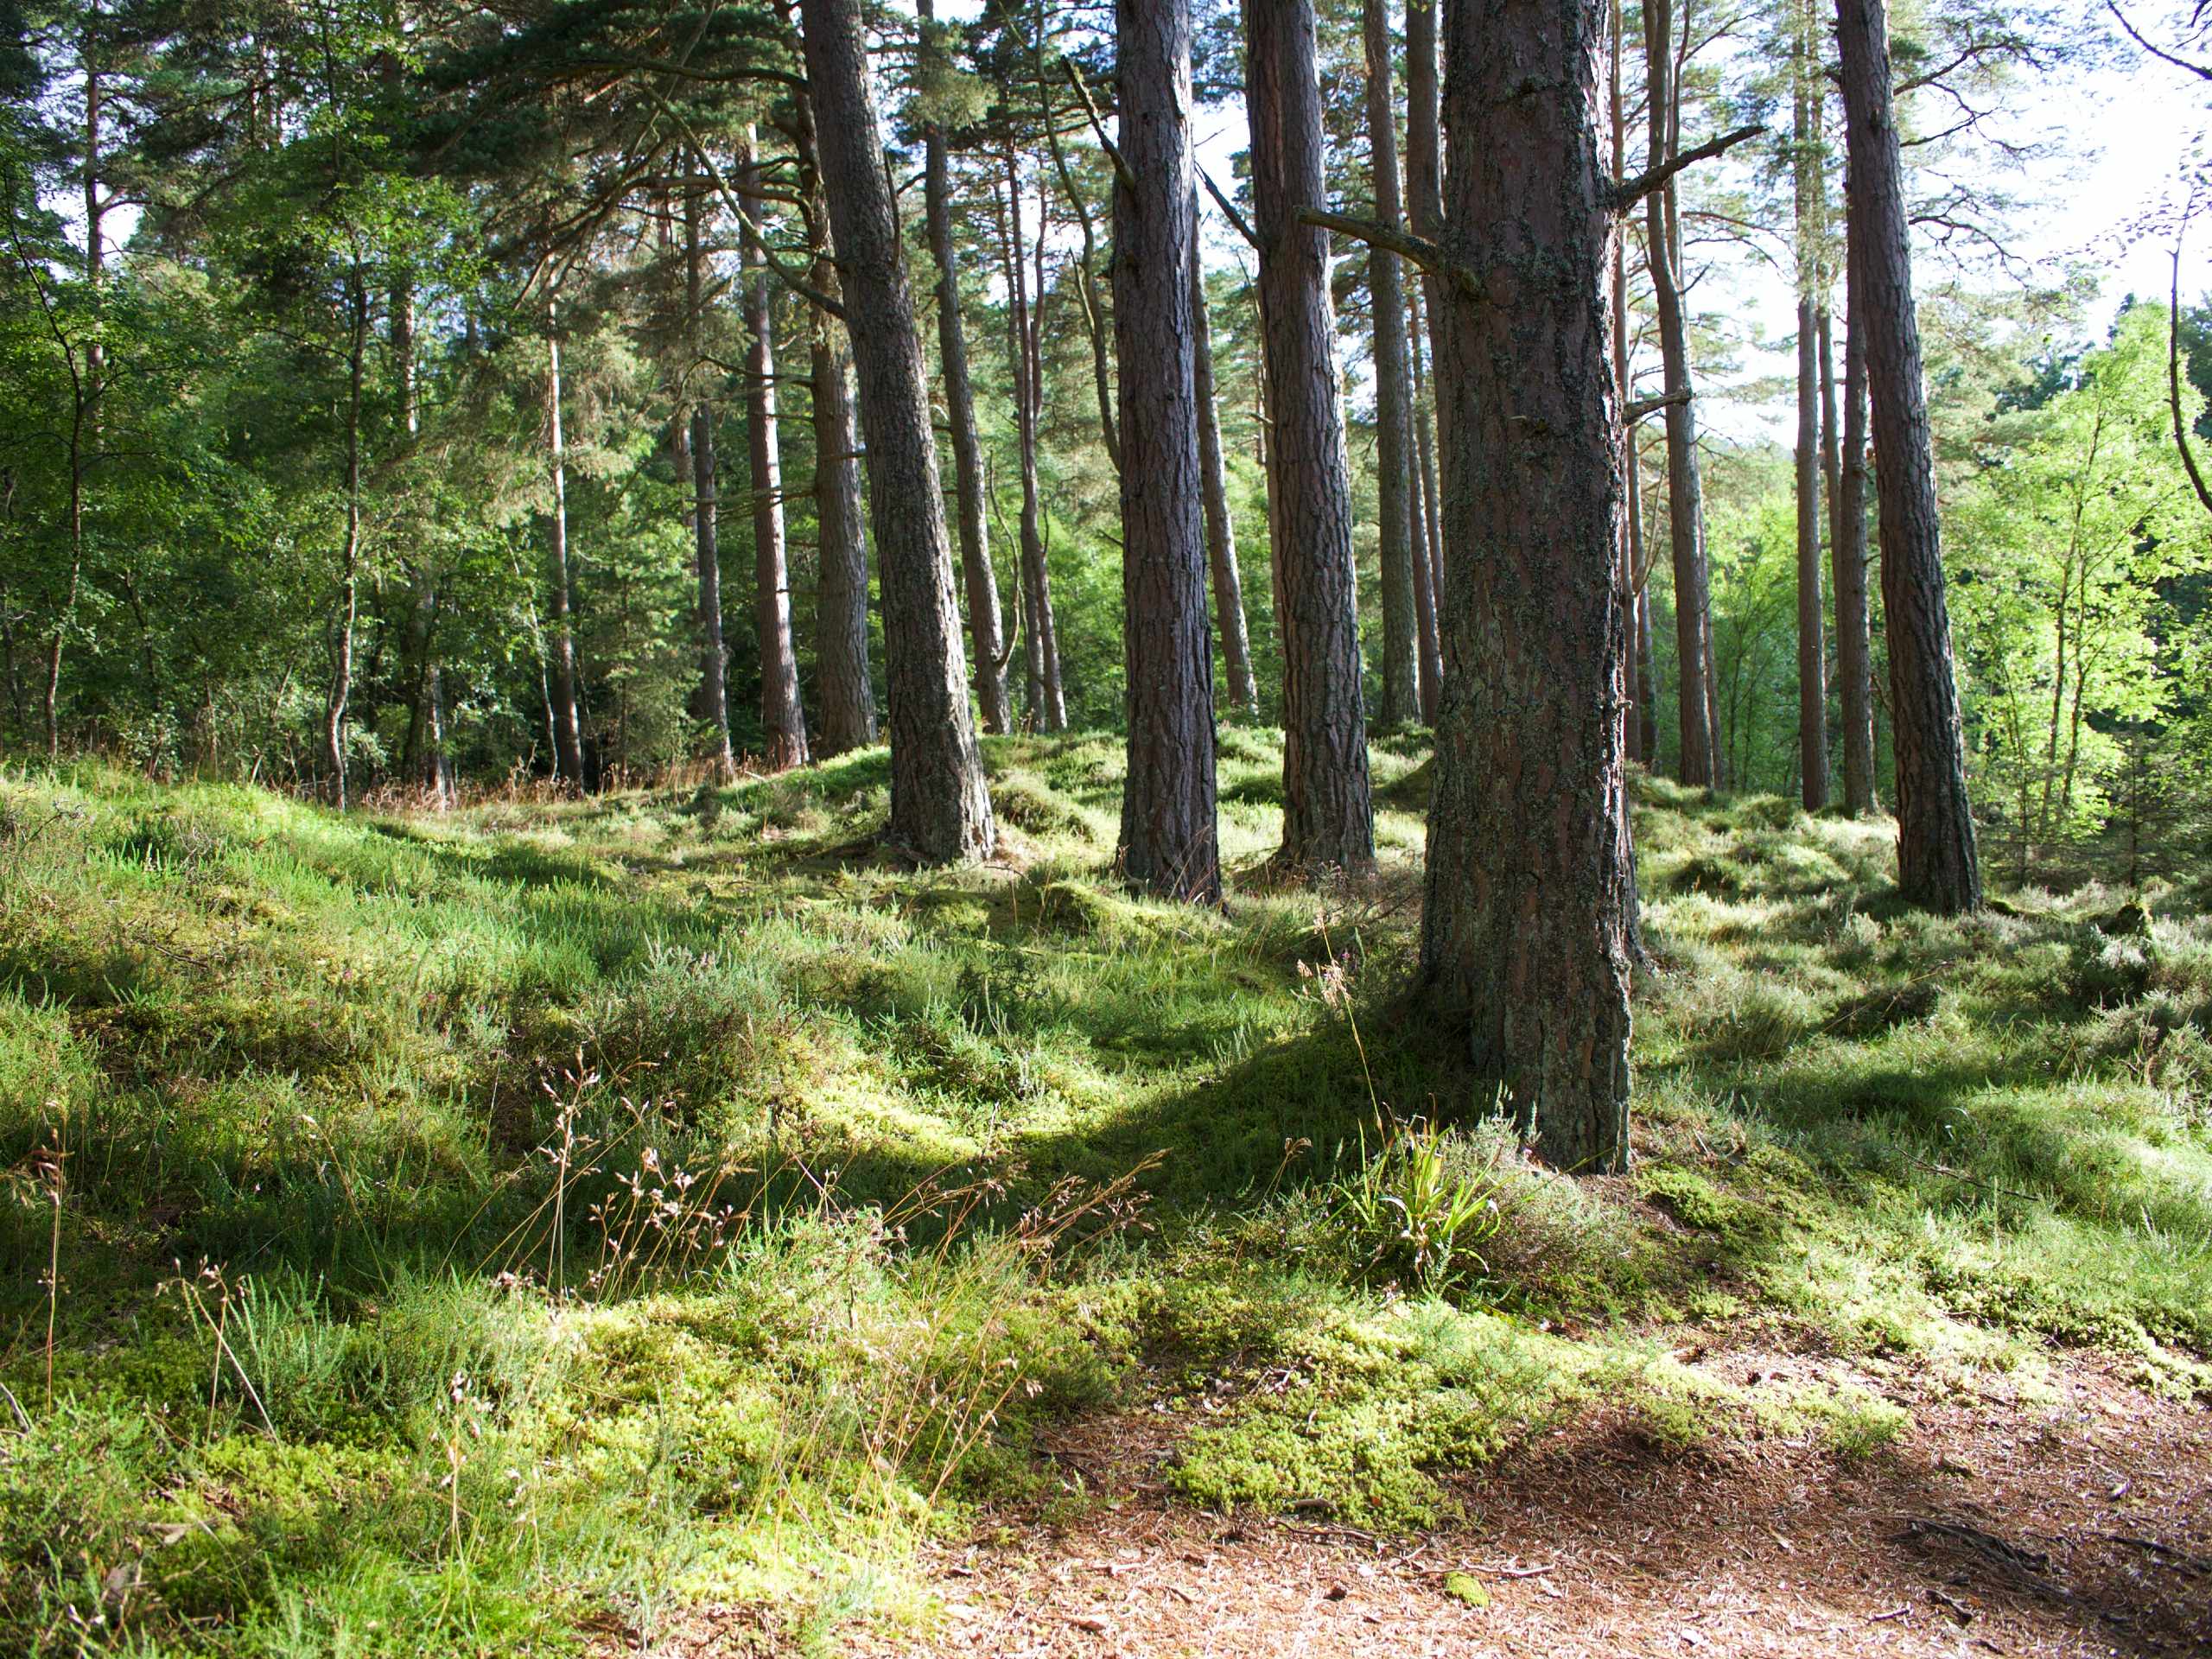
[657,1354,2212,1658]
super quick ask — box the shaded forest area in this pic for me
[4,0,2212,1653]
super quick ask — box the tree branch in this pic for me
[1200,168,1259,250]
[1611,124,1767,211]
[2109,2,2212,80]
[1295,207,1484,302]
[1625,389,1691,423]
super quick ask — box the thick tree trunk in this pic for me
[1246,0,1374,875]
[1192,220,1261,721]
[1834,291,1878,814]
[1610,0,1639,766]
[544,302,587,791]
[1836,0,1980,910]
[1113,0,1219,902]
[1000,156,1067,731]
[739,136,810,772]
[793,82,878,757]
[1643,0,1717,788]
[685,175,739,782]
[919,0,1010,735]
[1422,0,1634,1173]
[1363,0,1421,727]
[798,0,993,862]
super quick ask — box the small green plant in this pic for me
[1331,1116,1501,1294]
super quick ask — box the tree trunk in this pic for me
[1363,0,1421,727]
[1192,217,1261,721]
[919,0,1010,735]
[1637,577,1661,764]
[326,274,367,809]
[1036,35,1121,474]
[1836,0,1980,911]
[999,155,1067,731]
[1113,0,1219,902]
[1408,283,1445,723]
[739,133,810,772]
[1794,25,1829,811]
[1833,290,1878,814]
[1610,0,1638,766]
[1405,0,1446,582]
[799,0,994,862]
[793,80,878,757]
[1643,0,1717,788]
[685,174,739,781]
[1246,0,1374,875]
[544,298,587,791]
[1422,0,1634,1173]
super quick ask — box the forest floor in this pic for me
[3,734,2210,1657]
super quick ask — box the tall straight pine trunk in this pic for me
[1363,0,1421,727]
[1833,265,1878,815]
[1113,0,1219,902]
[739,131,810,771]
[1643,0,1717,786]
[1246,0,1374,875]
[1836,0,1980,910]
[918,0,1011,734]
[1191,215,1262,721]
[1422,0,1634,1173]
[543,297,587,791]
[683,173,738,782]
[799,0,993,862]
[1793,16,1828,810]
[793,82,877,756]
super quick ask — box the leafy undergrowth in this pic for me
[2,739,2209,1653]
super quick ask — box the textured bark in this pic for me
[1363,0,1421,727]
[1192,221,1261,721]
[793,81,878,757]
[999,156,1067,731]
[1246,0,1374,875]
[1834,290,1878,814]
[544,302,586,791]
[1795,292,1828,810]
[1794,35,1829,811]
[685,175,738,781]
[1405,0,1447,588]
[799,0,993,861]
[1421,0,1634,1173]
[326,274,368,808]
[1610,0,1638,765]
[1643,0,1716,787]
[919,0,1010,735]
[1408,283,1444,723]
[739,136,810,772]
[1113,0,1219,903]
[1836,0,1978,909]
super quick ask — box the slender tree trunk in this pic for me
[1192,217,1261,721]
[544,298,587,791]
[326,274,367,809]
[684,173,739,781]
[1794,22,1829,811]
[1407,284,1445,722]
[1423,0,1633,1173]
[1405,0,1446,588]
[1000,156,1066,731]
[739,133,810,771]
[1611,0,1639,766]
[1363,0,1421,726]
[1036,26,1121,474]
[1836,0,1980,911]
[1113,0,1219,901]
[1643,0,1716,787]
[919,0,1010,735]
[1834,291,1876,814]
[799,0,994,862]
[1637,575,1661,764]
[1247,0,1374,875]
[793,80,878,756]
